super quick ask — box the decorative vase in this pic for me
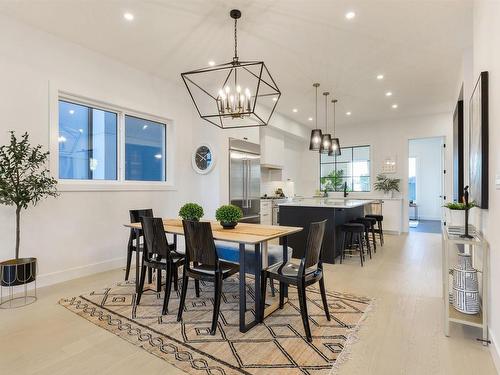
[452,253,480,314]
[446,208,465,227]
[220,221,237,229]
[384,191,393,199]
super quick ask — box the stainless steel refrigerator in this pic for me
[229,138,261,223]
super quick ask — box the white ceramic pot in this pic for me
[446,208,465,227]
[384,191,394,199]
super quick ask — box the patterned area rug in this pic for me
[59,276,371,375]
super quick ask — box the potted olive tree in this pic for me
[215,204,243,229]
[178,203,204,221]
[0,131,58,288]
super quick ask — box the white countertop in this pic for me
[278,198,376,209]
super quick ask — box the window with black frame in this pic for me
[320,145,371,192]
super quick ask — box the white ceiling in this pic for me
[0,0,472,129]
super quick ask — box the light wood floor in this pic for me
[0,232,497,374]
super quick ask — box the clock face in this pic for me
[193,145,214,174]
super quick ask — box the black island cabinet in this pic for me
[279,200,373,264]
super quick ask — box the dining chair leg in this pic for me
[260,271,268,322]
[177,269,189,321]
[155,255,162,292]
[319,276,331,321]
[279,281,285,309]
[269,277,276,297]
[210,274,222,335]
[297,282,312,342]
[194,279,200,297]
[173,267,179,291]
[125,236,133,281]
[162,263,174,315]
[136,265,147,305]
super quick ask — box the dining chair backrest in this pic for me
[182,220,218,269]
[130,209,154,224]
[140,217,171,262]
[301,219,327,272]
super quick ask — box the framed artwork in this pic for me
[469,71,489,209]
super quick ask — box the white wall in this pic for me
[409,137,444,221]
[467,1,500,370]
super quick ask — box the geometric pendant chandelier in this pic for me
[181,9,281,129]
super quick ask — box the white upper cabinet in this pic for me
[260,127,285,168]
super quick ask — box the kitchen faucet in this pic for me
[343,182,349,198]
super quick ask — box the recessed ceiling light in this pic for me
[69,109,75,115]
[385,91,393,97]
[376,74,384,80]
[208,60,215,66]
[392,104,398,109]
[308,117,313,121]
[345,11,356,20]
[346,111,352,116]
[292,108,298,113]
[123,12,134,21]
[272,97,278,102]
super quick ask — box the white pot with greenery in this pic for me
[443,202,476,227]
[0,131,58,289]
[374,174,400,198]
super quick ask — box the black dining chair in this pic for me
[136,217,185,315]
[177,220,239,335]
[260,220,330,342]
[126,209,154,282]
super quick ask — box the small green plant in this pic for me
[321,169,346,192]
[0,131,58,259]
[215,204,243,223]
[179,203,204,221]
[373,174,400,193]
[444,201,476,210]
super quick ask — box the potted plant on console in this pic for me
[374,174,400,198]
[0,131,58,299]
[179,203,204,221]
[215,204,243,229]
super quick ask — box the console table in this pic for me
[442,225,489,346]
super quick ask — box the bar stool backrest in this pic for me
[140,217,171,263]
[182,220,219,271]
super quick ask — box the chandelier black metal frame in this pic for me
[181,9,281,129]
[319,91,332,154]
[309,83,322,151]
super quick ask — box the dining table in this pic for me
[124,219,302,333]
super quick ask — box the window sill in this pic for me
[57,181,177,192]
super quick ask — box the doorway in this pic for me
[408,137,445,234]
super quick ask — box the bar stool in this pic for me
[351,218,375,256]
[339,223,366,266]
[366,214,384,246]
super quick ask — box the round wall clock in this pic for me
[192,144,215,174]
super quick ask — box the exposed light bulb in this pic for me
[123,12,134,21]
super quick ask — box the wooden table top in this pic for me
[125,219,303,244]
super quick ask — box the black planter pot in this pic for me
[220,221,237,229]
[0,258,37,287]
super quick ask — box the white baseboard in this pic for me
[490,329,500,374]
[36,256,126,288]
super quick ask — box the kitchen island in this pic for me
[279,198,375,264]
